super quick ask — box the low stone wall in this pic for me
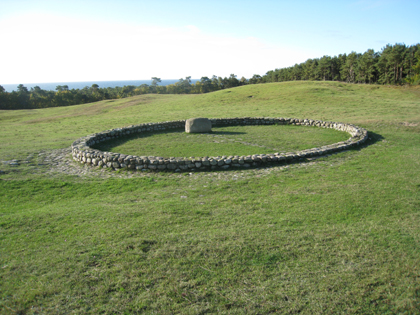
[71,117,368,172]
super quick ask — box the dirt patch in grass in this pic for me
[401,121,419,127]
[23,114,78,124]
[114,95,157,110]
[23,96,156,124]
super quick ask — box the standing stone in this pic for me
[185,118,212,133]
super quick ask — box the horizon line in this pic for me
[1,78,202,86]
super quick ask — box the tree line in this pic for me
[0,75,247,110]
[260,43,420,85]
[1,43,419,110]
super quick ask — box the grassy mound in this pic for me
[1,81,420,314]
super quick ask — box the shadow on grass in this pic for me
[358,131,384,149]
[183,129,384,173]
[202,131,247,135]
[185,130,384,174]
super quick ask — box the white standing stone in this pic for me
[185,118,212,133]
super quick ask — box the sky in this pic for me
[0,0,419,85]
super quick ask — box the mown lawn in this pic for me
[1,81,420,314]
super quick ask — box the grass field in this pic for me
[1,81,420,314]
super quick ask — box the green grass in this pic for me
[93,125,350,158]
[1,81,420,314]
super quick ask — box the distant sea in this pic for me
[1,79,199,93]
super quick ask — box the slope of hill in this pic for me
[1,81,419,314]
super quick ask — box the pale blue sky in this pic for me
[1,0,419,84]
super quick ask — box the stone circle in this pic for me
[71,117,368,172]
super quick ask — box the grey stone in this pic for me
[185,118,212,133]
[71,117,368,173]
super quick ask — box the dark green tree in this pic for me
[405,50,420,84]
[151,77,161,86]
[55,85,69,92]
[200,76,213,93]
[17,84,31,108]
[150,77,161,93]
[211,75,219,89]
[291,64,303,80]
[249,74,262,84]
[317,56,332,81]
[226,74,239,88]
[341,52,359,83]
[356,49,378,83]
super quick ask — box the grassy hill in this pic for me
[1,81,419,314]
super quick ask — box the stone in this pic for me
[185,118,212,133]
[71,117,368,173]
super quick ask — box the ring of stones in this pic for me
[72,117,368,172]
